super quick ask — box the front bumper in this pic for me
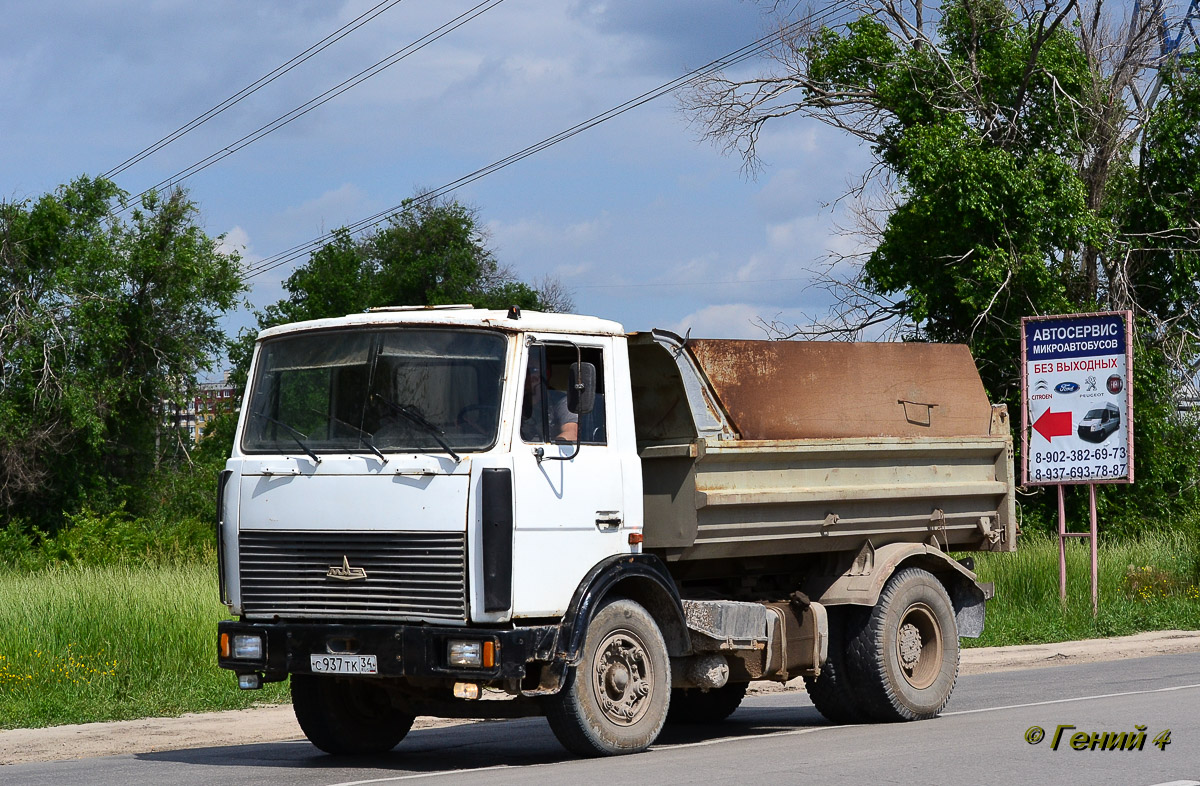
[217,620,560,683]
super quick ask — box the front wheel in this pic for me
[291,674,415,755]
[544,598,671,756]
[846,567,959,721]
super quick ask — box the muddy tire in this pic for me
[846,567,959,722]
[803,606,868,724]
[291,674,414,755]
[544,598,671,756]
[667,681,748,724]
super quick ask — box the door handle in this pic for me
[595,511,622,532]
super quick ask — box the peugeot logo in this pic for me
[326,556,368,581]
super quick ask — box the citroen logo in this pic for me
[326,555,368,581]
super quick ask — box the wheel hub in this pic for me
[592,630,653,726]
[895,602,943,690]
[898,623,923,668]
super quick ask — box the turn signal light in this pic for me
[219,633,230,658]
[628,532,643,545]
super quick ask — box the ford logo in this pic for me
[1055,382,1080,393]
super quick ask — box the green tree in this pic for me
[0,177,244,530]
[685,0,1200,530]
[232,194,557,384]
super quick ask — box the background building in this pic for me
[164,374,239,443]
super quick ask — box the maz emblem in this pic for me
[326,556,368,581]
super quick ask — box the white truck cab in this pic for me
[222,306,640,627]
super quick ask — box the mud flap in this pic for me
[950,579,991,638]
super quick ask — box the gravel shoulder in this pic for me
[3,629,1198,766]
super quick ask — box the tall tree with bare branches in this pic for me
[684,0,1200,526]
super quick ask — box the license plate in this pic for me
[310,654,378,674]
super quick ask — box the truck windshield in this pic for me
[242,328,508,455]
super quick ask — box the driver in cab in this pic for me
[521,360,578,442]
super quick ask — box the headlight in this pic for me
[448,640,483,667]
[232,634,264,660]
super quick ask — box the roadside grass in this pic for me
[963,529,1200,647]
[0,530,1196,729]
[0,562,287,729]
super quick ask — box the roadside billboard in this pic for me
[1021,311,1133,485]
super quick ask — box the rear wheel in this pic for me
[544,598,671,756]
[667,681,748,724]
[803,606,868,724]
[291,674,414,755]
[846,567,959,721]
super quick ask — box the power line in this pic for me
[121,0,506,210]
[103,0,409,179]
[240,1,854,284]
[239,1,854,282]
[236,17,804,281]
[575,277,812,289]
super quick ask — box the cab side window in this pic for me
[520,345,606,445]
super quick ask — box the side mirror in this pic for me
[568,362,596,415]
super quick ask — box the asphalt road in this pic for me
[6,652,1199,786]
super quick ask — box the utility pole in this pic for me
[1130,0,1200,110]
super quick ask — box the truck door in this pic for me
[510,337,626,617]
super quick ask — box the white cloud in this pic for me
[216,225,252,257]
[765,214,828,253]
[486,214,611,283]
[669,303,774,339]
[669,252,722,282]
[277,183,374,236]
[488,214,607,250]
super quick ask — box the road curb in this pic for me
[959,629,1200,674]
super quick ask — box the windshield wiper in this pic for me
[320,411,388,464]
[370,393,461,463]
[251,411,321,465]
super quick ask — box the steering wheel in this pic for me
[455,404,492,434]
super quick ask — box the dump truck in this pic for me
[216,306,1015,757]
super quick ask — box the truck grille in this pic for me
[238,530,467,622]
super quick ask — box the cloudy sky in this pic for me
[3,0,873,355]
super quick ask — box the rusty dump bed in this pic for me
[628,331,1016,563]
[687,339,993,439]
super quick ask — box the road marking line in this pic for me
[653,724,846,750]
[321,681,1200,785]
[943,681,1200,716]
[326,765,518,785]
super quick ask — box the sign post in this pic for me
[1020,311,1134,614]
